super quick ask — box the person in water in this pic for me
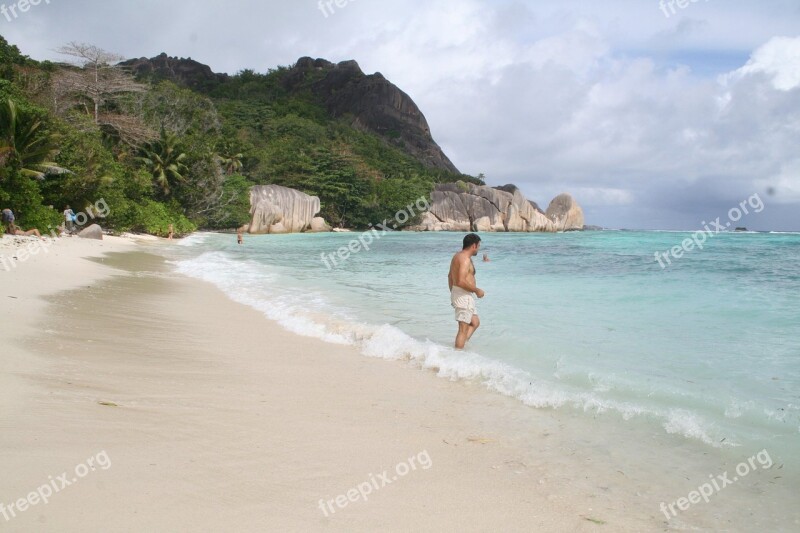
[448,233,485,349]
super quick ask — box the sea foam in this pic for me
[170,249,742,449]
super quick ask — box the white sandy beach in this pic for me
[0,234,789,532]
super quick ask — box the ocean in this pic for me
[166,229,799,490]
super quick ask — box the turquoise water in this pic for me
[169,230,800,467]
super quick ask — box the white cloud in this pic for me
[726,36,800,91]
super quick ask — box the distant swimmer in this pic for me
[483,253,490,262]
[448,233,485,349]
[237,226,245,245]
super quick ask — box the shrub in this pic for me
[132,199,196,237]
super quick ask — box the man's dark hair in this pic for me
[463,233,481,250]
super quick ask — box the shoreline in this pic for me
[1,235,796,531]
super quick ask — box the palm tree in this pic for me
[0,98,69,179]
[138,129,188,196]
[217,151,243,175]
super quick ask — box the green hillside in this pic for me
[0,37,481,237]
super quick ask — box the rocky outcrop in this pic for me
[248,185,330,234]
[283,57,459,174]
[310,217,332,233]
[414,183,584,233]
[545,193,585,231]
[78,224,103,240]
[119,53,229,92]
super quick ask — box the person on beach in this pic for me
[2,208,14,234]
[448,233,485,349]
[167,224,174,241]
[2,208,41,238]
[63,205,76,234]
[5,223,43,240]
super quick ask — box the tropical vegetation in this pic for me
[0,35,481,237]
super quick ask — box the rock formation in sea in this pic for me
[545,193,586,231]
[248,185,330,234]
[413,183,584,232]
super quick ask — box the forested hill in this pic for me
[122,54,459,174]
[0,37,481,236]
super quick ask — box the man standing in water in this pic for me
[448,233,485,349]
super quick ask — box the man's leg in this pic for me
[465,315,480,342]
[455,321,471,349]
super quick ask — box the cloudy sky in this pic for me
[4,0,800,229]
